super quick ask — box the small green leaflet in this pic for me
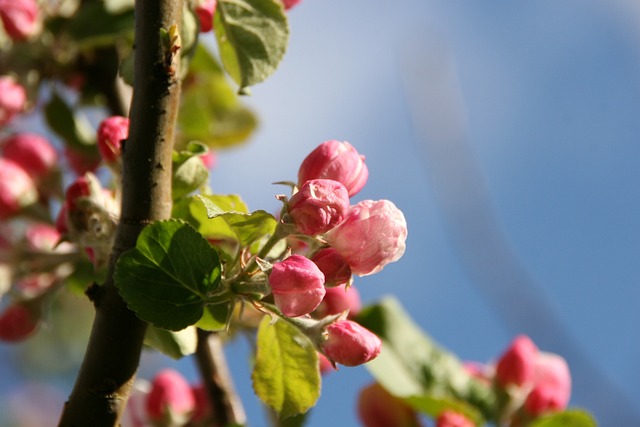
[252,316,320,418]
[214,0,289,91]
[115,220,222,331]
[144,325,198,359]
[530,410,598,427]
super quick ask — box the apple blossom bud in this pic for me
[436,410,474,427]
[195,0,217,32]
[311,247,351,287]
[313,284,361,319]
[524,352,571,416]
[25,223,62,252]
[146,369,196,425]
[322,320,381,367]
[0,303,38,342]
[1,133,57,178]
[495,335,538,388]
[55,205,68,235]
[0,76,26,125]
[16,273,56,298]
[0,158,38,219]
[200,151,217,169]
[97,115,129,164]
[64,147,100,175]
[357,383,422,427]
[121,379,151,427]
[269,255,325,317]
[191,384,212,424]
[0,0,39,40]
[325,200,407,276]
[298,140,369,197]
[287,179,350,236]
[281,0,301,10]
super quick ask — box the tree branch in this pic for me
[58,1,183,425]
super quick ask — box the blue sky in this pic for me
[2,1,640,426]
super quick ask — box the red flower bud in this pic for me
[0,158,37,219]
[524,352,571,416]
[281,0,301,10]
[313,284,361,319]
[97,115,129,164]
[0,0,39,40]
[287,179,350,235]
[358,383,422,427]
[311,247,351,287]
[0,303,39,342]
[64,147,100,175]
[269,255,325,317]
[0,76,26,125]
[146,369,196,424]
[25,223,62,252]
[195,0,217,32]
[2,133,57,179]
[436,410,474,427]
[495,335,538,388]
[298,140,368,197]
[325,200,407,276]
[190,384,212,423]
[322,320,381,367]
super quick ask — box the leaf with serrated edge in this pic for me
[252,316,320,418]
[115,220,222,331]
[215,0,289,90]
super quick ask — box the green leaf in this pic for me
[115,220,222,331]
[172,143,210,200]
[44,92,96,150]
[178,45,258,149]
[66,2,134,48]
[144,325,198,359]
[252,316,320,418]
[530,410,598,427]
[197,302,232,332]
[356,297,495,420]
[214,0,289,91]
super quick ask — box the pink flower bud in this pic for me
[322,320,381,367]
[1,133,57,178]
[16,273,57,298]
[64,147,100,175]
[195,0,217,32]
[25,223,62,252]
[191,384,212,424]
[357,383,422,427]
[269,255,325,317]
[311,247,351,287]
[287,179,350,236]
[0,303,39,342]
[0,158,38,219]
[0,76,26,125]
[200,151,217,169]
[436,410,474,427]
[298,140,368,197]
[0,0,39,40]
[281,0,301,10]
[97,115,129,164]
[146,369,196,424]
[495,335,539,388]
[325,200,407,276]
[65,175,92,212]
[55,205,68,235]
[313,284,361,319]
[121,380,151,427]
[524,352,571,416]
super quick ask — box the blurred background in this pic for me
[2,0,640,425]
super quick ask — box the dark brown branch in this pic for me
[58,1,183,426]
[195,329,247,427]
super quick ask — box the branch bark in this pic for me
[58,1,183,425]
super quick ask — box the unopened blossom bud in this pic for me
[200,151,217,169]
[0,0,39,40]
[313,284,361,319]
[146,369,196,425]
[311,247,351,287]
[358,383,422,427]
[298,140,368,197]
[1,133,57,179]
[269,255,325,317]
[436,410,474,427]
[64,147,100,175]
[25,223,62,252]
[325,200,407,276]
[0,158,37,219]
[281,0,301,10]
[287,179,350,236]
[16,273,57,298]
[0,76,26,125]
[121,379,151,427]
[0,303,39,342]
[55,205,68,235]
[495,335,538,388]
[195,0,217,32]
[524,352,571,416]
[322,320,381,367]
[97,115,129,164]
[191,384,212,424]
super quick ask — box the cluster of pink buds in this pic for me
[263,140,407,368]
[0,0,40,41]
[122,369,212,427]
